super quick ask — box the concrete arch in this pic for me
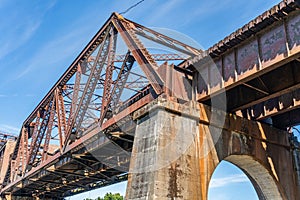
[224,155,283,200]
[208,160,258,200]
[126,100,299,200]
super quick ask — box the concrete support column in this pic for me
[125,99,218,200]
[0,140,16,185]
[126,99,300,199]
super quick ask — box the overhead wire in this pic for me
[293,127,300,132]
[120,0,145,15]
[292,127,300,137]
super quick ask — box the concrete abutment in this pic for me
[126,99,300,200]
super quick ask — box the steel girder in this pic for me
[2,12,196,197]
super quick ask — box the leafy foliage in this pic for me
[83,193,124,200]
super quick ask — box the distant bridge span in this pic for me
[1,0,300,199]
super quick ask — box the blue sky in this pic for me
[0,0,283,199]
[66,161,258,200]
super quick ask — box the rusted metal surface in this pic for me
[193,8,300,101]
[174,0,300,130]
[55,89,66,151]
[114,53,187,62]
[13,128,28,179]
[127,99,298,200]
[99,52,135,125]
[2,1,300,198]
[0,12,193,198]
[1,92,153,198]
[112,15,165,94]
[239,88,300,120]
[100,27,117,124]
[64,25,111,147]
[207,0,300,58]
[27,96,54,170]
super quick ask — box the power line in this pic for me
[293,127,300,136]
[120,0,145,15]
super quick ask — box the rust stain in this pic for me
[168,163,183,199]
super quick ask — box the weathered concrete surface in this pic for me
[126,99,300,200]
[0,140,16,186]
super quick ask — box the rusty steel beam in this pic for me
[5,5,300,198]
[14,127,28,179]
[27,97,54,169]
[68,64,82,129]
[64,173,128,197]
[18,11,197,153]
[241,89,300,120]
[30,112,40,140]
[122,14,201,56]
[272,108,300,128]
[64,25,111,148]
[112,14,164,95]
[22,14,114,127]
[188,2,300,102]
[233,83,300,112]
[207,0,300,58]
[55,88,67,151]
[42,95,56,162]
[10,160,16,183]
[46,169,100,181]
[0,10,195,194]
[21,129,28,176]
[114,53,186,62]
[134,31,197,57]
[99,51,135,125]
[101,28,117,121]
[242,83,269,95]
[1,91,153,195]
[101,91,153,131]
[110,53,135,112]
[12,130,24,179]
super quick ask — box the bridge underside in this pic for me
[1,0,300,199]
[2,92,155,199]
[204,58,300,128]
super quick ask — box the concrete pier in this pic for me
[126,99,300,200]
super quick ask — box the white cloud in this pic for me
[0,2,56,60]
[145,0,186,25]
[15,25,90,80]
[0,124,20,134]
[209,174,249,188]
[0,94,18,97]
[15,66,32,80]
[25,94,36,97]
[0,21,40,60]
[209,193,231,200]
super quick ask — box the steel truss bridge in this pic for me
[0,0,300,199]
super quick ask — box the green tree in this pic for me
[103,192,123,200]
[85,192,124,200]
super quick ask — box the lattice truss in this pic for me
[9,13,201,182]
